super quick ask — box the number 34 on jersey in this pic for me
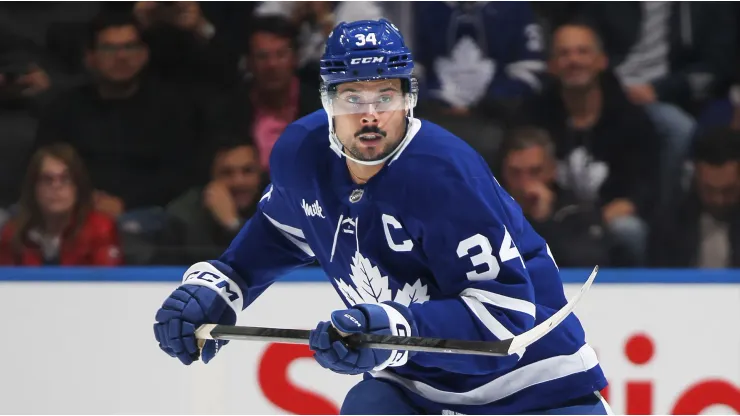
[382,213,529,282]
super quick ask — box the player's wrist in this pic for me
[181,261,245,313]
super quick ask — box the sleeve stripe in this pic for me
[263,213,306,238]
[461,296,525,359]
[262,213,315,257]
[459,288,536,318]
[280,230,316,257]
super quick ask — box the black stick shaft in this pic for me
[206,325,512,357]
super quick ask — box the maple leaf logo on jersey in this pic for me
[334,251,430,307]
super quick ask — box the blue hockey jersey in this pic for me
[209,110,607,414]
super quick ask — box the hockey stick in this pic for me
[195,266,598,357]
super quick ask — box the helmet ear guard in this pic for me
[406,77,419,109]
[319,82,332,116]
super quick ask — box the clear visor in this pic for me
[328,83,408,116]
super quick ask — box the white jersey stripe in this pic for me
[459,288,536,318]
[371,344,599,406]
[263,212,306,239]
[262,213,315,257]
[460,295,525,359]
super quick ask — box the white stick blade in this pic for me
[507,265,599,354]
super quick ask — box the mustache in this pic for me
[355,125,388,138]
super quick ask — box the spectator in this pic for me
[33,12,222,232]
[518,23,662,266]
[580,3,736,193]
[582,2,735,111]
[499,127,611,267]
[0,4,126,207]
[0,4,68,207]
[413,2,546,119]
[253,1,385,90]
[224,15,322,171]
[650,128,740,268]
[690,79,740,196]
[155,141,263,264]
[0,143,121,266]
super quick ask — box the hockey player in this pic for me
[154,19,610,415]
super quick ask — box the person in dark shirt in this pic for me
[499,127,612,267]
[517,23,662,266]
[33,12,222,229]
[155,141,264,265]
[650,128,740,268]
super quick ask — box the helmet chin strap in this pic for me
[327,95,416,167]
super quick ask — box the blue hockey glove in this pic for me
[309,301,418,375]
[154,262,243,365]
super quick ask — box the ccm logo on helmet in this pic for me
[350,57,385,65]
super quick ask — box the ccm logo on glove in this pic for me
[344,313,362,327]
[182,262,244,312]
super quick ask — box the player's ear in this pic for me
[405,77,418,115]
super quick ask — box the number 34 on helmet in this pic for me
[319,18,419,113]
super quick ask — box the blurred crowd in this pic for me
[1,1,740,269]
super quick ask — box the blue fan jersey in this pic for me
[414,2,546,105]
[210,110,607,414]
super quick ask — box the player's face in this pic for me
[35,156,77,217]
[332,79,408,162]
[549,26,607,90]
[212,146,262,211]
[86,25,149,84]
[696,161,740,221]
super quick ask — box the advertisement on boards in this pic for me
[0,272,739,415]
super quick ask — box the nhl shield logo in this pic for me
[349,189,364,203]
